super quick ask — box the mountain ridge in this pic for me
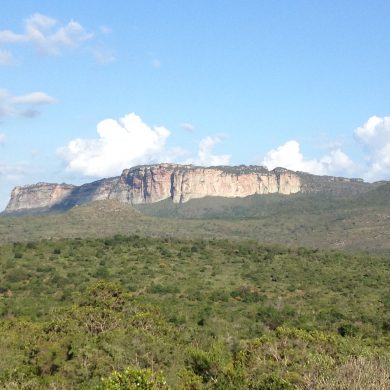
[3,163,383,214]
[1,183,389,250]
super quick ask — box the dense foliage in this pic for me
[0,235,389,388]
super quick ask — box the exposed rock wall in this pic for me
[6,183,76,212]
[6,163,374,214]
[4,164,304,213]
[116,164,301,204]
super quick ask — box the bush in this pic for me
[81,281,128,311]
[337,323,359,337]
[5,268,28,283]
[99,367,169,389]
[230,286,266,303]
[148,284,179,294]
[251,374,296,390]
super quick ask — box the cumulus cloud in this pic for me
[58,113,232,177]
[0,89,56,119]
[262,140,355,176]
[262,115,390,181]
[187,136,231,166]
[0,13,93,56]
[58,113,172,177]
[354,115,390,180]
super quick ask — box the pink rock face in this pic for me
[120,164,301,204]
[121,164,175,204]
[171,168,301,202]
[278,171,302,194]
[6,183,75,211]
[4,164,303,212]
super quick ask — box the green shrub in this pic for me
[337,323,359,337]
[230,286,266,303]
[99,367,169,389]
[251,374,296,390]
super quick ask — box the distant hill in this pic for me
[134,182,390,219]
[1,184,389,251]
[3,163,383,215]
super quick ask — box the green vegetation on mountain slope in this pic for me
[134,182,390,219]
[1,183,389,250]
[0,236,389,388]
[0,185,390,250]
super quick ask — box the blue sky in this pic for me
[1,1,390,209]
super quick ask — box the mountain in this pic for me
[2,163,379,215]
[1,180,389,250]
[2,163,387,250]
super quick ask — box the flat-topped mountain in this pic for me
[3,163,379,214]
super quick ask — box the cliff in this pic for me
[3,164,374,214]
[6,183,76,212]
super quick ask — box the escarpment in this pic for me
[119,165,301,204]
[4,164,374,214]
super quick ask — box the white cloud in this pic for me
[0,89,56,118]
[0,13,93,56]
[262,140,354,176]
[58,113,232,177]
[261,116,390,181]
[179,122,195,132]
[58,113,171,177]
[354,116,390,147]
[0,49,13,65]
[319,149,356,175]
[0,133,6,144]
[10,92,56,105]
[187,136,231,166]
[354,115,390,180]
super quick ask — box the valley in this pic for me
[0,167,389,388]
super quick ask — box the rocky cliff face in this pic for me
[3,163,373,214]
[7,183,76,212]
[120,164,301,204]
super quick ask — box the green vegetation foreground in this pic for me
[0,236,389,388]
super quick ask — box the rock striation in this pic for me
[120,164,301,204]
[3,164,374,214]
[7,183,76,212]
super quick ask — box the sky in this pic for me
[1,0,390,210]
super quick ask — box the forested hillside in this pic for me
[1,183,390,251]
[0,236,388,388]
